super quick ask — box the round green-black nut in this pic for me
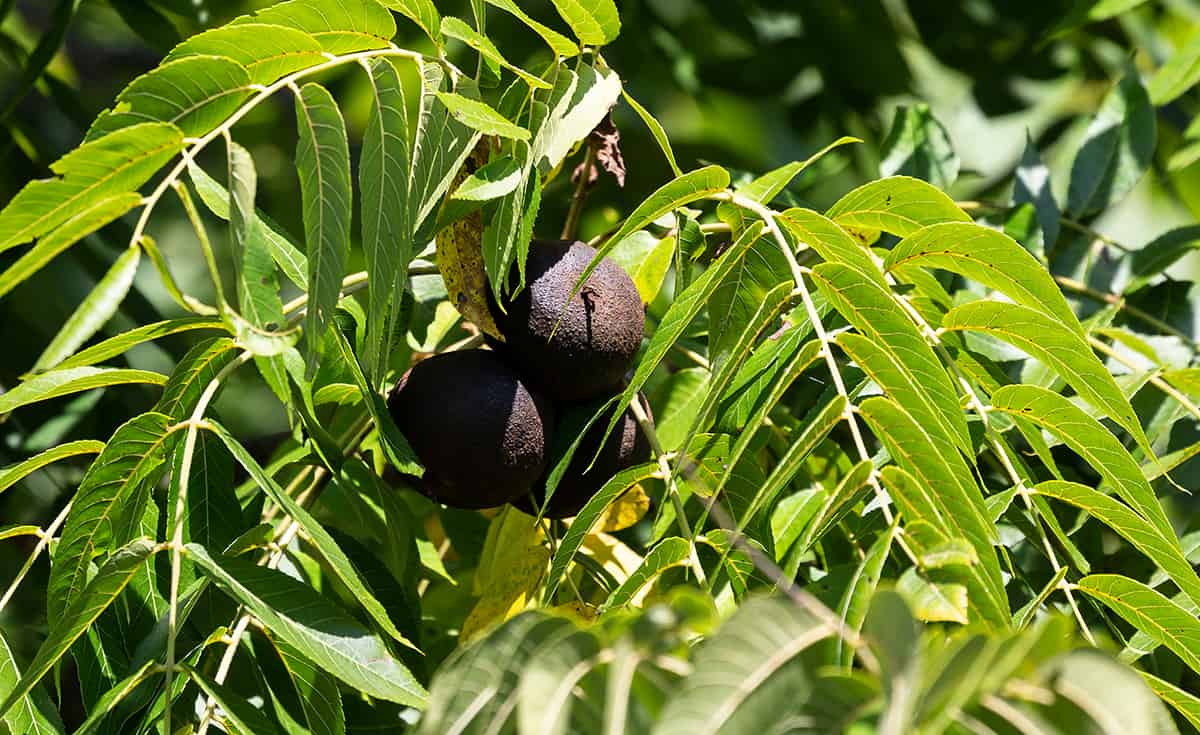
[387,349,556,510]
[492,240,645,403]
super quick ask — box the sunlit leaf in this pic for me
[233,0,397,53]
[550,0,620,45]
[0,123,183,253]
[0,367,165,416]
[187,543,427,706]
[164,23,325,85]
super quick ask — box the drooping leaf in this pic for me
[885,222,1083,336]
[0,440,103,497]
[71,660,156,735]
[255,633,346,735]
[990,385,1173,539]
[1079,574,1200,674]
[294,82,353,375]
[879,104,959,189]
[0,367,165,416]
[942,301,1147,447]
[0,538,157,722]
[440,16,549,90]
[1067,70,1156,216]
[164,24,326,85]
[188,160,308,289]
[410,63,482,233]
[87,55,253,140]
[360,57,412,384]
[621,88,681,175]
[186,544,427,706]
[534,63,623,173]
[652,596,832,735]
[33,245,141,372]
[379,0,443,48]
[481,0,579,57]
[707,229,791,370]
[232,0,397,54]
[0,123,183,253]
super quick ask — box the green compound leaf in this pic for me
[826,175,969,241]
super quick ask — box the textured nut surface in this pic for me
[388,350,555,509]
[496,240,645,402]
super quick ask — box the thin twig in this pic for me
[1055,274,1199,353]
[163,351,251,735]
[561,144,597,241]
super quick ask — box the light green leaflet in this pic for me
[991,385,1173,540]
[87,55,253,140]
[434,92,531,139]
[884,222,1084,338]
[942,300,1149,450]
[550,0,620,46]
[601,537,690,611]
[232,0,397,54]
[164,23,325,85]
[1079,574,1200,674]
[779,207,883,285]
[0,122,183,253]
[1036,480,1200,607]
[0,192,142,300]
[0,367,166,415]
[33,246,141,372]
[0,440,104,497]
[825,175,970,238]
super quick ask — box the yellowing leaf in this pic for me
[461,545,550,643]
[435,142,503,340]
[592,484,650,532]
